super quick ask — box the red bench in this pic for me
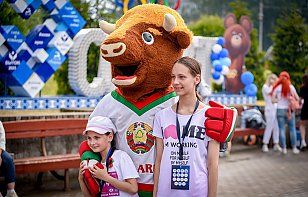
[3,118,87,191]
[233,128,265,138]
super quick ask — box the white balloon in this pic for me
[221,66,230,75]
[212,44,222,54]
[214,75,224,85]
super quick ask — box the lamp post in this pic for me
[258,0,264,52]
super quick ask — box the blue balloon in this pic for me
[212,72,221,80]
[212,60,221,67]
[128,0,135,8]
[219,48,229,58]
[214,64,223,72]
[244,83,258,96]
[210,53,219,61]
[241,71,254,85]
[220,57,231,66]
[216,37,224,46]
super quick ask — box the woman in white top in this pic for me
[272,71,300,154]
[153,57,220,197]
[261,74,282,152]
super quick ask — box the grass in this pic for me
[41,75,58,96]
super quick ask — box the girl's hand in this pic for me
[89,164,110,181]
[79,161,87,181]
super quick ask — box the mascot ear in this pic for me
[224,13,237,28]
[240,16,253,34]
[163,13,192,49]
[173,30,192,49]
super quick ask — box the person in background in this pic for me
[272,71,300,154]
[0,121,18,197]
[262,74,282,152]
[153,57,220,197]
[299,73,308,149]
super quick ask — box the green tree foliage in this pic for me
[0,2,48,35]
[85,0,121,25]
[229,0,251,19]
[270,8,308,91]
[53,61,75,95]
[189,15,224,37]
[229,0,264,98]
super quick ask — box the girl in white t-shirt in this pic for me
[272,71,300,155]
[153,57,220,197]
[79,116,139,197]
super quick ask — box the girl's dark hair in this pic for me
[302,73,308,88]
[106,132,116,148]
[175,56,202,100]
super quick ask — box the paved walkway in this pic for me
[12,144,308,197]
[218,145,308,197]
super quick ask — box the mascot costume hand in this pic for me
[79,141,104,197]
[204,101,237,142]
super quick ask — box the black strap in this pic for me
[176,100,199,160]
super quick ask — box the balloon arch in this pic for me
[210,37,258,97]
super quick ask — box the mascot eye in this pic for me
[142,32,154,45]
[232,31,236,36]
[238,33,243,37]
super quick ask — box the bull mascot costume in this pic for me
[79,4,237,197]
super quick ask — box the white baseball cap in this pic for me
[83,116,116,135]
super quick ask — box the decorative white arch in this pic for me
[68,28,114,96]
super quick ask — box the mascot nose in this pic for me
[101,42,127,57]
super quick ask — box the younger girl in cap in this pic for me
[79,116,139,197]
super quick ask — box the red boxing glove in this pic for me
[79,141,102,197]
[204,100,237,142]
[83,161,104,197]
[79,140,92,156]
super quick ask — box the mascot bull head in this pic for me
[99,4,192,101]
